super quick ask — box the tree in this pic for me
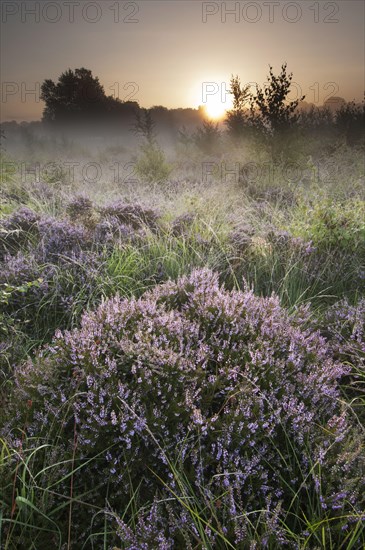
[251,63,305,136]
[225,75,250,138]
[40,68,109,123]
[194,120,220,154]
[133,108,157,145]
[133,108,172,183]
[335,98,365,146]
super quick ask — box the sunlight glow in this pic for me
[203,96,231,120]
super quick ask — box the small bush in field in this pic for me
[292,199,365,253]
[135,143,173,183]
[5,269,364,547]
[94,216,136,245]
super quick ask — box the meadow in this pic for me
[0,107,364,549]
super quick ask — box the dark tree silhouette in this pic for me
[335,98,365,146]
[133,108,157,145]
[40,68,139,127]
[40,68,108,122]
[251,63,305,136]
[225,75,250,138]
[193,120,220,154]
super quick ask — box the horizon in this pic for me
[1,0,364,123]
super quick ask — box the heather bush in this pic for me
[324,298,365,361]
[171,212,196,237]
[94,217,137,246]
[0,207,40,258]
[0,250,87,339]
[37,217,92,261]
[66,194,100,230]
[4,270,364,547]
[99,200,161,233]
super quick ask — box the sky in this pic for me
[1,0,364,121]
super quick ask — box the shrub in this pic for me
[324,298,365,361]
[99,200,161,233]
[66,195,100,230]
[193,120,220,155]
[0,207,40,258]
[171,212,196,237]
[4,269,364,547]
[135,143,172,184]
[37,217,92,261]
[292,199,365,253]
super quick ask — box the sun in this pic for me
[204,97,229,120]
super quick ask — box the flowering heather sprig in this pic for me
[5,269,364,546]
[228,223,256,253]
[114,500,174,549]
[2,207,40,232]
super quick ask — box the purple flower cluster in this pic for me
[94,217,141,246]
[6,269,364,546]
[228,223,256,253]
[37,217,91,261]
[229,225,316,258]
[0,209,104,334]
[0,203,154,327]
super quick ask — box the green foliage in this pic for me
[292,198,365,252]
[0,279,43,382]
[135,143,172,183]
[133,108,173,183]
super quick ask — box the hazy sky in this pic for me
[1,0,364,121]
